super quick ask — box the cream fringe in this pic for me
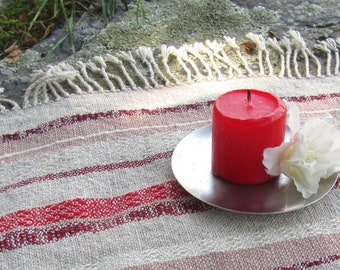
[1,30,339,111]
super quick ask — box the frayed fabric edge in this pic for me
[1,30,340,112]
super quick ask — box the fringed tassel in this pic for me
[66,77,84,94]
[167,46,193,83]
[179,46,205,81]
[326,39,340,75]
[289,30,322,78]
[267,38,285,78]
[160,45,180,84]
[141,46,172,86]
[105,54,137,90]
[0,98,20,113]
[206,40,242,78]
[78,61,105,92]
[117,51,151,89]
[289,31,306,78]
[186,43,214,80]
[224,36,254,76]
[246,33,273,76]
[95,56,127,91]
[90,57,116,91]
[75,65,95,93]
[136,47,162,87]
[315,38,339,76]
[49,81,70,100]
[23,63,77,107]
[281,38,293,78]
[314,41,332,76]
[194,42,224,80]
[17,30,338,111]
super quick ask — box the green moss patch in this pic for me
[80,0,280,59]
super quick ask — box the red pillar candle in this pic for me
[212,89,287,185]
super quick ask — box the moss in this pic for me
[79,0,280,60]
[294,2,323,17]
[1,0,36,19]
[164,0,251,40]
[250,6,280,28]
[0,19,26,52]
[0,1,40,56]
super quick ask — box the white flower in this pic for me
[263,103,340,198]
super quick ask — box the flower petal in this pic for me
[283,133,307,163]
[280,161,320,198]
[263,102,340,199]
[263,142,291,176]
[302,118,335,152]
[317,149,340,178]
[286,102,300,136]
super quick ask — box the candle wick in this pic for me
[247,90,251,103]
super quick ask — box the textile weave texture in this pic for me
[1,49,340,269]
[0,76,340,269]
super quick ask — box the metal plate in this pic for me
[171,125,338,214]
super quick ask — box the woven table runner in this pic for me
[0,31,339,269]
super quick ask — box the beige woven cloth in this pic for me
[0,31,339,269]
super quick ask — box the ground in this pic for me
[0,0,339,106]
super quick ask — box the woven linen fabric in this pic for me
[0,75,339,269]
[1,29,340,269]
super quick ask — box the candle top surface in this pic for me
[214,89,286,121]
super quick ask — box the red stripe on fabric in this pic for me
[0,151,172,193]
[1,175,338,233]
[0,198,211,252]
[0,180,187,233]
[285,92,340,103]
[1,92,339,143]
[273,254,340,269]
[333,176,340,190]
[0,101,214,143]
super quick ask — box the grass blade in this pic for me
[136,0,146,23]
[60,0,76,53]
[28,0,49,31]
[48,33,70,55]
